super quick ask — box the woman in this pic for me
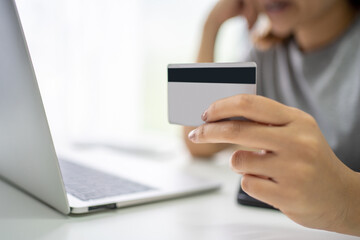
[184,0,360,236]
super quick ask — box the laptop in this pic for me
[0,0,220,214]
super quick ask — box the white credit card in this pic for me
[168,62,257,126]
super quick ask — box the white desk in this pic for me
[0,144,358,240]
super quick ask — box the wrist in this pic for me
[339,171,360,236]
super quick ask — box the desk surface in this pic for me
[0,143,358,240]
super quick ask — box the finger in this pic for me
[241,174,283,209]
[230,150,282,178]
[203,94,297,126]
[188,120,282,151]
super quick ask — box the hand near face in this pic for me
[208,0,259,29]
[188,94,360,235]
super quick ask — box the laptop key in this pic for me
[58,159,155,201]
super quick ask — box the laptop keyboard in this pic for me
[58,159,154,201]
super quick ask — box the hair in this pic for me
[349,0,360,8]
[253,0,360,50]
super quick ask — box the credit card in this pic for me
[168,62,256,126]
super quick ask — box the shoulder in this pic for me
[246,42,288,69]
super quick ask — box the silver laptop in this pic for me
[0,0,220,214]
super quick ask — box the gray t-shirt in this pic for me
[248,16,360,171]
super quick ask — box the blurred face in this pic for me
[256,0,344,36]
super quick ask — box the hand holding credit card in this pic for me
[168,62,257,126]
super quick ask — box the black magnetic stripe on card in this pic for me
[168,67,256,84]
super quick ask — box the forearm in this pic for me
[182,18,229,157]
[196,18,221,63]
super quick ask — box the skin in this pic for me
[184,0,360,236]
[183,0,258,157]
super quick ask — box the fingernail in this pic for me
[254,149,267,155]
[188,129,197,142]
[201,110,208,122]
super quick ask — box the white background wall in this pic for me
[15,0,251,147]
